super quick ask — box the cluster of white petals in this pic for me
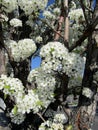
[10,111,26,125]
[35,36,43,43]
[28,68,56,108]
[18,0,48,15]
[0,74,24,98]
[53,8,61,16]
[39,120,64,130]
[9,18,22,27]
[40,42,85,78]
[82,87,93,98]
[16,90,42,114]
[43,10,56,20]
[0,0,17,13]
[6,39,36,62]
[53,113,67,124]
[0,0,48,14]
[69,8,84,24]
[0,75,43,124]
[68,8,87,52]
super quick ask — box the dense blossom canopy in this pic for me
[0,0,97,129]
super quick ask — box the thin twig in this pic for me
[37,112,46,122]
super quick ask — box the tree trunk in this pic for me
[71,2,98,130]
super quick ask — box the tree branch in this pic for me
[63,0,69,48]
[79,0,89,25]
[54,1,64,40]
[69,16,98,52]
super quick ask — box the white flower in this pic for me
[40,41,85,78]
[53,8,61,15]
[0,74,24,98]
[35,36,43,43]
[43,10,56,20]
[18,0,48,15]
[10,111,26,124]
[1,0,18,13]
[82,87,93,98]
[53,113,67,124]
[10,18,22,27]
[5,39,36,62]
[39,120,64,130]
[69,9,84,24]
[28,68,56,108]
[17,90,42,114]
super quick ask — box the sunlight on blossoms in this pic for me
[40,41,85,78]
[9,18,22,27]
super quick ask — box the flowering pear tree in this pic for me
[0,0,98,130]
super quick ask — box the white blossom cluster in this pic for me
[10,111,26,125]
[39,120,64,130]
[40,41,85,78]
[6,39,36,62]
[69,9,84,24]
[40,41,68,73]
[0,0,48,14]
[0,0,18,13]
[53,8,61,16]
[16,90,42,114]
[28,68,56,108]
[53,113,67,124]
[44,107,68,124]
[43,7,60,25]
[82,87,93,98]
[43,10,56,20]
[68,8,87,52]
[35,36,43,43]
[9,18,22,27]
[0,75,43,124]
[0,74,24,98]
[18,0,48,15]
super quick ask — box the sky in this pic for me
[31,0,55,70]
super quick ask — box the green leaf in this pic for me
[4,85,10,90]
[13,105,18,115]
[66,125,73,130]
[4,94,8,100]
[50,48,55,53]
[36,101,43,106]
[9,89,14,94]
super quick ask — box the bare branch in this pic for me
[63,0,69,48]
[79,0,89,25]
[54,1,64,40]
[69,16,98,52]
